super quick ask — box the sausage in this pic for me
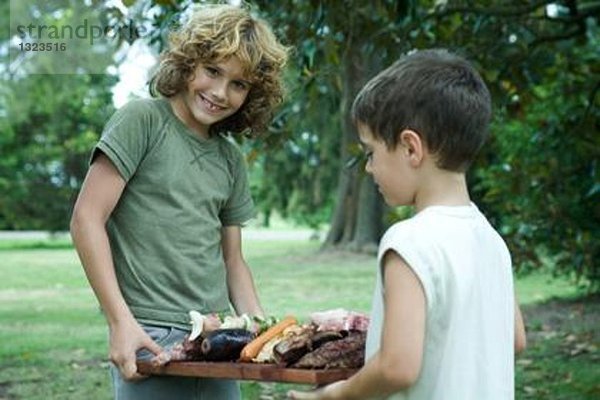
[239,316,298,362]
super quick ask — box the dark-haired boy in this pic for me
[289,49,526,400]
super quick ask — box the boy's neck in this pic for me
[414,167,471,213]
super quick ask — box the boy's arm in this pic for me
[514,295,527,354]
[70,154,162,380]
[288,250,426,400]
[221,226,264,317]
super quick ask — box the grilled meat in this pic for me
[292,331,366,369]
[273,325,315,365]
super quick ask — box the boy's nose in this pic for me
[210,81,227,101]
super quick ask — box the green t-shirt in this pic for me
[93,98,256,329]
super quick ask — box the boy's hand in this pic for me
[108,318,164,381]
[287,380,346,400]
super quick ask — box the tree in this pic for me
[423,1,600,289]
[63,0,600,289]
[253,1,404,249]
[257,0,600,288]
[1,0,119,230]
[0,74,117,230]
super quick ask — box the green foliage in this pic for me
[0,73,116,230]
[478,73,599,287]
[254,0,600,288]
[468,12,600,291]
[243,1,350,228]
[1,0,134,230]
[0,2,117,230]
[2,0,598,289]
[248,0,406,229]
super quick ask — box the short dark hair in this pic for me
[351,49,492,172]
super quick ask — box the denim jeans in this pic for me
[110,324,241,400]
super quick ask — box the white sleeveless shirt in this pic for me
[365,204,515,400]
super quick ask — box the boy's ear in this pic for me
[398,129,424,166]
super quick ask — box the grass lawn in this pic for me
[0,238,598,399]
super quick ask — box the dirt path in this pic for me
[522,294,599,342]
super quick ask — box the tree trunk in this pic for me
[350,175,384,253]
[323,39,384,252]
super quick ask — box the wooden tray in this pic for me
[137,360,358,385]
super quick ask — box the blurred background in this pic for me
[1,0,599,399]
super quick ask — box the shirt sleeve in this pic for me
[219,141,256,226]
[378,222,438,313]
[91,99,157,181]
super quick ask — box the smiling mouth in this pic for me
[198,94,226,112]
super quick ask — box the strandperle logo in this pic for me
[9,0,146,74]
[15,18,144,46]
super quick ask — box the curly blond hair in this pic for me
[149,3,289,136]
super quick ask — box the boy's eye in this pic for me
[232,80,249,91]
[204,66,219,77]
[344,150,372,170]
